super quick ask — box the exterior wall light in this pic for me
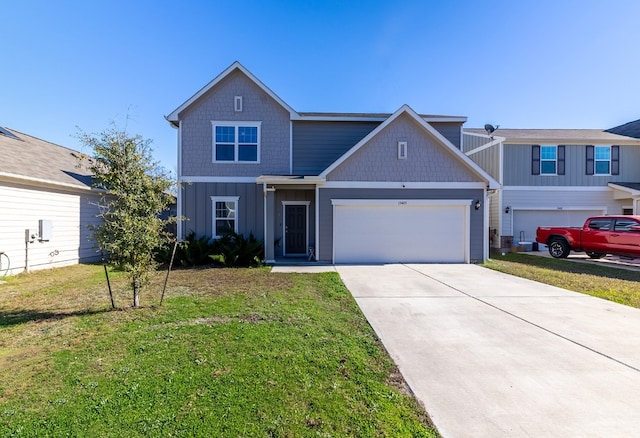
[474,200,481,210]
[504,206,511,214]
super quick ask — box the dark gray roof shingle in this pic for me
[606,119,640,139]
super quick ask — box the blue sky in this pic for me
[2,1,639,173]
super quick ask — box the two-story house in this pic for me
[463,128,640,249]
[166,62,499,264]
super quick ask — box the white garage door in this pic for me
[513,209,604,242]
[333,200,469,264]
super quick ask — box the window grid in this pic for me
[540,146,557,175]
[594,146,611,175]
[212,122,260,163]
[211,196,239,238]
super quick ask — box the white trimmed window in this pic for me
[211,196,239,238]
[540,145,557,174]
[594,146,611,175]
[212,122,261,163]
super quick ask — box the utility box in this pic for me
[25,229,38,243]
[39,219,52,241]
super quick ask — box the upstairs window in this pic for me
[586,145,619,175]
[212,122,261,163]
[531,145,564,175]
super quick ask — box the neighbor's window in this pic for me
[211,196,239,238]
[212,122,261,163]
[594,146,611,175]
[540,146,557,174]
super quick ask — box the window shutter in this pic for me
[585,145,594,175]
[611,145,620,175]
[557,145,565,175]
[531,145,540,175]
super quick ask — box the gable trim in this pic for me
[166,61,297,124]
[322,181,487,189]
[319,104,500,189]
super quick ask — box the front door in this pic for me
[285,204,307,255]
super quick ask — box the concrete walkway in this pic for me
[335,264,640,438]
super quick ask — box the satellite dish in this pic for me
[484,124,498,135]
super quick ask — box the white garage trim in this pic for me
[331,199,471,264]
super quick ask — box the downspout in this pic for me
[315,184,320,262]
[176,120,183,240]
[263,182,268,262]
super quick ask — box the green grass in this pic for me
[0,265,437,437]
[485,253,640,308]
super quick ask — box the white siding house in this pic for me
[0,127,102,275]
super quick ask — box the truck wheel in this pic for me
[548,239,570,258]
[586,251,605,259]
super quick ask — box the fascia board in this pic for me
[501,138,640,146]
[166,61,298,122]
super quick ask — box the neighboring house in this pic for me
[0,126,102,275]
[607,118,640,139]
[463,128,640,248]
[166,62,499,264]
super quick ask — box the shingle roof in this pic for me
[465,128,640,145]
[606,119,640,139]
[0,127,94,190]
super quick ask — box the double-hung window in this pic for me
[586,145,619,175]
[212,122,261,163]
[595,146,611,175]
[532,145,564,175]
[211,196,239,238]
[540,146,557,175]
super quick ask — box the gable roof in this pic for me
[165,61,297,126]
[606,119,640,139]
[465,128,640,145]
[0,127,94,190]
[320,105,500,189]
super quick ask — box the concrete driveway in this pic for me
[335,264,640,438]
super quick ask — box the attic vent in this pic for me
[234,96,243,112]
[397,141,407,160]
[0,126,21,140]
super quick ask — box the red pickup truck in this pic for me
[536,215,640,259]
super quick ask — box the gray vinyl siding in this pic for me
[462,133,493,153]
[327,113,477,183]
[504,144,640,186]
[292,121,379,175]
[180,70,291,177]
[430,122,463,148]
[181,182,264,240]
[467,144,501,182]
[317,188,485,263]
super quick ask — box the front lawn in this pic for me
[485,253,640,308]
[0,265,437,437]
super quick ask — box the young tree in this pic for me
[79,126,174,308]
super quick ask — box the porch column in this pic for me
[264,186,276,263]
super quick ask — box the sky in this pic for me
[2,0,640,174]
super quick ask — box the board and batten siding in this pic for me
[292,121,379,175]
[327,114,478,183]
[462,133,493,153]
[503,144,640,186]
[466,144,501,182]
[317,188,485,263]
[0,182,102,275]
[181,182,264,240]
[179,70,291,177]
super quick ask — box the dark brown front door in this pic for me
[285,205,306,255]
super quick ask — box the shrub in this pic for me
[211,231,264,267]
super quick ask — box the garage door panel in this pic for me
[334,203,467,263]
[513,210,604,242]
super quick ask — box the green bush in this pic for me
[156,231,216,267]
[211,231,264,267]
